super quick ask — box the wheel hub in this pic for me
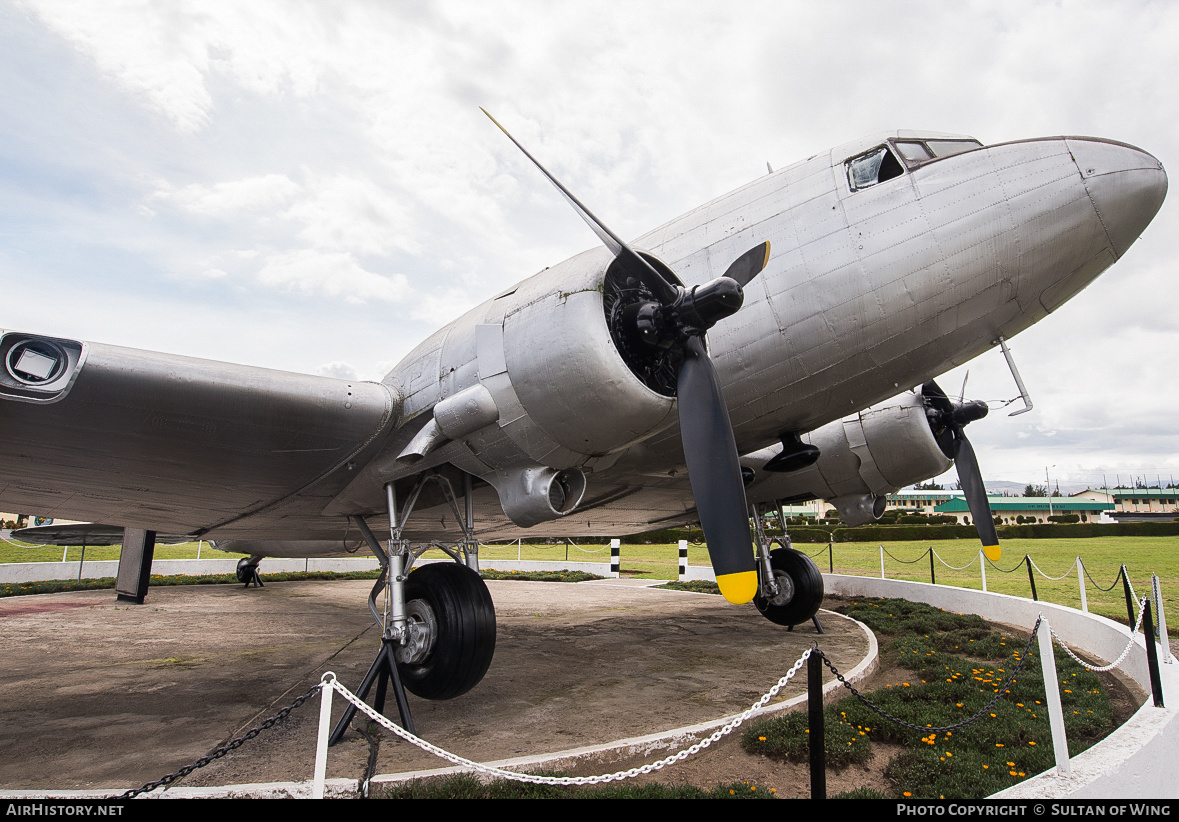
[395,599,438,665]
[763,570,795,607]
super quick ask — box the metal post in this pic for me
[1036,617,1071,775]
[1078,558,1088,613]
[980,550,987,592]
[77,538,86,582]
[879,544,885,579]
[1026,555,1038,601]
[929,548,936,585]
[678,540,687,581]
[1143,599,1165,707]
[828,541,833,574]
[1152,574,1171,664]
[313,680,334,798]
[808,651,825,800]
[610,538,620,578]
[1121,565,1136,629]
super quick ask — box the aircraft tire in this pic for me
[396,562,497,700]
[754,547,824,627]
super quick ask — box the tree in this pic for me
[914,481,944,490]
[1024,484,1048,497]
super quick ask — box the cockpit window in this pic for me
[926,140,981,158]
[847,146,904,191]
[895,141,933,162]
[891,138,984,169]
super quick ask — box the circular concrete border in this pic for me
[824,574,1179,800]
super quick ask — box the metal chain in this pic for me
[1083,564,1123,592]
[1050,596,1148,672]
[986,555,1031,574]
[325,650,813,786]
[881,547,931,565]
[934,550,979,572]
[118,683,321,798]
[817,615,1043,735]
[1028,556,1076,582]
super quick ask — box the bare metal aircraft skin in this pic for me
[0,132,1167,552]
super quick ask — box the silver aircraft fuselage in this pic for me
[338,131,1164,542]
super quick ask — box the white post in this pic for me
[678,539,688,581]
[1078,558,1088,613]
[980,550,987,592]
[62,546,68,563]
[312,680,334,798]
[610,538,621,578]
[517,538,521,562]
[1153,574,1172,663]
[879,544,885,579]
[196,539,202,560]
[1036,617,1071,775]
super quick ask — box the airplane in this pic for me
[0,116,1167,705]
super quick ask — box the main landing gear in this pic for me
[751,502,825,632]
[329,472,496,744]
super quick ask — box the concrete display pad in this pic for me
[0,577,872,796]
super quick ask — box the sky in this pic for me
[0,0,1176,493]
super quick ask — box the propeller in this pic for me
[484,109,768,603]
[921,380,1001,561]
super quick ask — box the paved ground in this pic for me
[0,576,871,794]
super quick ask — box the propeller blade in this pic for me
[481,108,680,304]
[721,241,771,287]
[953,434,1001,561]
[677,336,757,603]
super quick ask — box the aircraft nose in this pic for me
[1067,138,1167,258]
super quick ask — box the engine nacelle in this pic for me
[743,388,952,525]
[497,248,677,458]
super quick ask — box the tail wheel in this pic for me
[754,547,824,626]
[395,563,497,700]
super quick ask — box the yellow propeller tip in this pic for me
[717,570,758,604]
[983,545,1001,562]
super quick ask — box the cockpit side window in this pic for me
[892,138,984,169]
[847,146,904,191]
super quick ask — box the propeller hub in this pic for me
[674,277,744,333]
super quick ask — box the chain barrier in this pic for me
[118,683,321,798]
[985,555,1031,574]
[1026,556,1077,582]
[1050,596,1149,673]
[933,550,978,572]
[817,616,1043,736]
[323,650,813,786]
[881,546,930,565]
[1083,564,1124,592]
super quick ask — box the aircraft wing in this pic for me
[0,331,399,539]
[10,522,194,546]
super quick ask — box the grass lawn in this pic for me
[478,536,1178,635]
[6,534,1175,635]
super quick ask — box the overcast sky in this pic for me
[1,0,1176,492]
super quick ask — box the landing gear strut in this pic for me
[752,502,824,631]
[329,472,496,744]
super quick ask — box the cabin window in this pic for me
[847,146,904,191]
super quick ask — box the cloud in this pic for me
[255,249,408,303]
[153,174,301,216]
